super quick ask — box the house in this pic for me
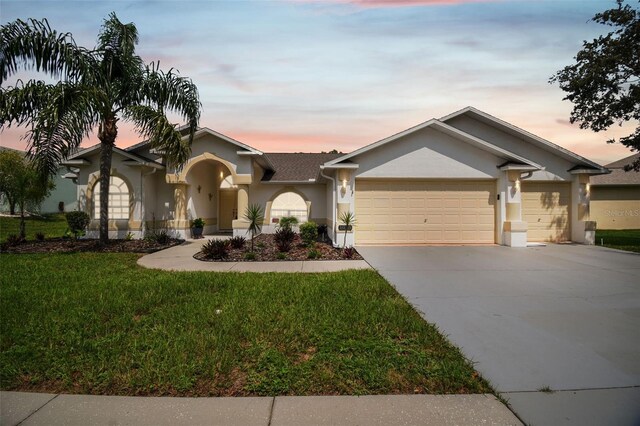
[589,153,640,230]
[0,146,77,214]
[62,106,609,247]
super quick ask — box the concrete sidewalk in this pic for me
[137,238,371,272]
[1,391,522,426]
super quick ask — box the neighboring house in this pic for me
[589,153,640,230]
[62,106,609,247]
[0,146,78,214]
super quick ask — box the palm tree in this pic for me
[244,203,264,253]
[339,211,356,248]
[0,13,201,243]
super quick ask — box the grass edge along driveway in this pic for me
[0,252,490,397]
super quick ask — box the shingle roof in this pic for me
[591,153,640,185]
[262,153,343,182]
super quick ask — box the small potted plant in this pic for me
[191,217,205,239]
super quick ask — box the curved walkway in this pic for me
[137,238,371,273]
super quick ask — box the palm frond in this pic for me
[123,104,191,168]
[0,18,93,84]
[141,64,201,142]
[96,13,143,85]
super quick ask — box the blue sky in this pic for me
[0,0,636,164]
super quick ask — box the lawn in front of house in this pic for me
[0,213,68,242]
[0,253,489,397]
[595,229,640,253]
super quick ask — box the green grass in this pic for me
[0,253,489,397]
[0,213,68,242]
[595,229,640,253]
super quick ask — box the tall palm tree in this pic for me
[0,13,201,243]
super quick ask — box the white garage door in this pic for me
[522,182,571,242]
[355,180,496,245]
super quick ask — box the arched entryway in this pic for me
[184,158,237,233]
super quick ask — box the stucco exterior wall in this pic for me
[445,115,575,181]
[76,152,145,238]
[355,127,502,179]
[40,171,78,213]
[590,186,640,229]
[188,133,253,176]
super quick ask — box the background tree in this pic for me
[0,150,54,238]
[0,149,23,214]
[0,13,201,243]
[551,0,639,171]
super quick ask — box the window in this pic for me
[271,192,308,223]
[93,176,129,220]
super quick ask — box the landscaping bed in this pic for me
[595,229,640,253]
[1,237,182,254]
[0,253,490,396]
[194,233,363,262]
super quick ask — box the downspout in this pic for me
[319,166,337,246]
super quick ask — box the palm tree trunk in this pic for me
[19,201,26,239]
[97,115,118,244]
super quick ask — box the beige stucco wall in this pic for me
[590,186,640,229]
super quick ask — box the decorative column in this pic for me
[571,173,596,244]
[172,183,190,237]
[232,184,250,237]
[501,169,528,247]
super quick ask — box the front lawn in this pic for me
[0,253,489,396]
[0,213,68,243]
[595,229,640,253]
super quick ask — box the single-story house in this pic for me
[62,106,610,247]
[589,153,640,230]
[0,146,77,214]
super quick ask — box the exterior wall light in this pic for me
[220,171,224,179]
[586,183,591,192]
[514,179,521,191]
[342,179,347,190]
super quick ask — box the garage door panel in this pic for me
[355,179,495,244]
[522,182,571,242]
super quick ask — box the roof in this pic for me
[440,106,607,172]
[324,118,543,169]
[63,144,163,169]
[262,153,343,182]
[590,153,640,185]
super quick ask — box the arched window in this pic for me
[271,192,308,223]
[93,176,129,219]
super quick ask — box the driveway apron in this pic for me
[358,244,640,426]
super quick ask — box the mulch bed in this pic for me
[194,233,363,262]
[1,238,183,254]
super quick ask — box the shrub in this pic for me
[35,232,45,241]
[66,211,90,239]
[191,218,205,228]
[147,230,171,245]
[276,252,286,260]
[278,216,299,230]
[307,248,321,259]
[201,239,230,260]
[229,236,246,249]
[317,224,328,241]
[125,232,134,241]
[6,234,24,246]
[256,241,265,249]
[274,226,296,252]
[343,246,355,259]
[244,252,256,261]
[299,221,318,246]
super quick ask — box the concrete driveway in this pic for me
[358,244,640,426]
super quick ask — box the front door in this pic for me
[219,190,238,230]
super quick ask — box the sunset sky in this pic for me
[0,0,636,165]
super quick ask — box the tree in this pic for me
[0,150,54,238]
[0,13,201,243]
[551,0,640,171]
[0,149,23,214]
